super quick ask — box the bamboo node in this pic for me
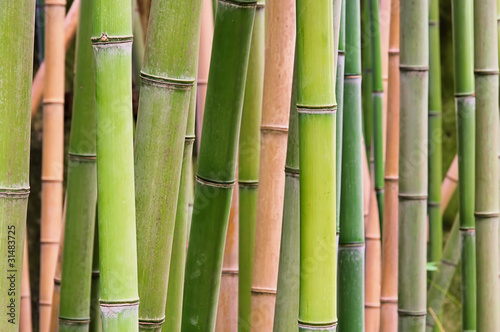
[440,258,457,267]
[285,166,300,177]
[0,187,30,198]
[344,74,362,79]
[428,111,442,117]
[384,175,399,182]
[297,106,337,115]
[59,318,91,325]
[297,320,337,330]
[459,227,475,233]
[365,302,381,308]
[260,125,288,133]
[474,69,499,75]
[427,201,440,207]
[68,153,97,162]
[100,299,140,306]
[397,309,426,317]
[138,317,166,328]
[43,98,65,105]
[140,71,194,89]
[238,180,259,189]
[380,296,398,303]
[251,287,277,295]
[91,34,134,45]
[398,193,427,200]
[91,271,100,278]
[474,211,499,218]
[45,0,66,6]
[218,0,258,8]
[185,135,196,142]
[399,64,429,72]
[221,268,239,275]
[195,175,235,188]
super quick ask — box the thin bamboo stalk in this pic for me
[379,0,399,329]
[380,0,390,159]
[474,0,500,329]
[132,0,145,89]
[361,0,373,166]
[250,0,295,328]
[451,0,476,328]
[273,61,299,332]
[20,238,33,332]
[441,156,458,213]
[338,0,365,329]
[181,1,256,329]
[336,0,345,241]
[31,0,80,118]
[37,0,46,61]
[136,0,151,38]
[89,219,101,332]
[91,0,139,328]
[425,214,460,332]
[39,0,66,329]
[237,2,265,330]
[215,188,239,331]
[398,0,428,329]
[0,2,35,331]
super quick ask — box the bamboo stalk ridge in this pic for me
[474,0,500,329]
[361,0,373,165]
[379,0,399,329]
[441,156,458,213]
[20,238,32,332]
[338,0,365,329]
[249,0,295,328]
[398,0,428,329]
[181,1,256,329]
[451,0,477,328]
[39,0,66,329]
[58,0,98,328]
[238,2,265,329]
[215,188,239,331]
[273,62,299,332]
[425,214,460,332]
[31,0,80,118]
[134,0,203,329]
[91,0,139,328]
[0,0,35,330]
[89,221,101,332]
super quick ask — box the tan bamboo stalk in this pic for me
[380,0,390,159]
[250,0,295,328]
[31,0,79,118]
[196,0,214,152]
[20,238,32,332]
[215,188,239,331]
[39,0,66,329]
[379,0,399,329]
[441,155,458,213]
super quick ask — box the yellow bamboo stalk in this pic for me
[39,0,66,330]
[20,237,32,332]
[380,0,391,159]
[441,155,458,213]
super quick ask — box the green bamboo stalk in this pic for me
[238,2,265,330]
[369,0,384,226]
[428,0,443,282]
[91,0,139,328]
[361,0,373,165]
[0,1,35,331]
[273,60,299,332]
[338,0,365,329]
[164,85,197,332]
[89,219,101,332]
[336,0,345,237]
[296,0,339,330]
[181,1,256,330]
[134,0,203,330]
[451,0,476,328]
[398,0,428,330]
[425,214,460,332]
[58,0,98,329]
[474,0,500,330]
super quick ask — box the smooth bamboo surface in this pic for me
[250,0,295,329]
[380,0,390,158]
[20,238,33,332]
[441,155,458,212]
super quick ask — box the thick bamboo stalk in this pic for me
[215,188,239,331]
[441,156,458,213]
[89,220,101,332]
[249,0,295,329]
[91,0,139,328]
[273,62,299,332]
[474,0,500,329]
[237,3,265,330]
[336,0,345,240]
[0,1,35,331]
[181,1,256,330]
[379,0,399,329]
[425,214,460,332]
[20,238,33,332]
[58,0,98,328]
[398,0,428,329]
[196,0,214,153]
[451,0,476,328]
[31,0,80,118]
[361,0,373,164]
[338,0,365,329]
[40,0,66,329]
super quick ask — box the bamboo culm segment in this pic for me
[336,0,345,237]
[90,221,101,332]
[338,0,364,330]
[361,0,373,165]
[181,1,256,330]
[0,0,35,330]
[238,2,265,330]
[398,0,428,330]
[451,0,476,328]
[474,0,500,329]
[92,0,139,327]
[58,0,98,329]
[134,0,203,329]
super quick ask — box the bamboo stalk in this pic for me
[237,2,265,329]
[136,0,151,38]
[441,156,458,213]
[20,238,33,332]
[181,1,256,329]
[89,219,101,332]
[474,0,500,329]
[40,0,66,329]
[37,0,46,61]
[361,0,373,165]
[215,188,239,331]
[0,1,35,330]
[91,0,139,328]
[338,0,365,329]
[336,0,345,241]
[379,0,399,329]
[132,0,145,89]
[380,0,390,159]
[250,0,295,328]
[451,0,476,328]
[31,0,80,118]
[398,0,428,329]
[134,0,203,330]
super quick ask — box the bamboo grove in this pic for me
[4,0,500,331]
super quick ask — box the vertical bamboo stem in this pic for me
[336,0,345,241]
[20,238,33,332]
[361,0,373,165]
[380,0,390,159]
[89,220,101,332]
[132,0,145,89]
[441,156,458,213]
